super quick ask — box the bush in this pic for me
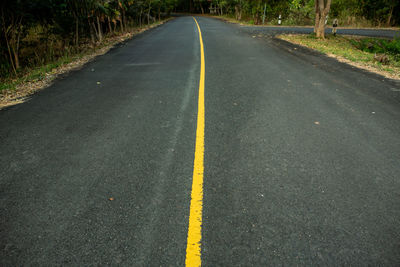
[351,37,400,62]
[351,38,400,55]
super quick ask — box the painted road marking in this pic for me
[185,17,205,267]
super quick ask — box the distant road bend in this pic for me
[241,24,400,38]
[1,16,400,266]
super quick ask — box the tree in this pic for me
[194,0,207,14]
[385,0,397,26]
[1,0,30,74]
[314,0,331,38]
[234,0,243,21]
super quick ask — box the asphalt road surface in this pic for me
[1,16,400,266]
[241,25,400,38]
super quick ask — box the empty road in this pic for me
[1,16,400,266]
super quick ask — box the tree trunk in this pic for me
[88,18,95,44]
[314,0,332,38]
[386,5,394,26]
[75,18,79,46]
[107,17,112,34]
[239,0,242,20]
[316,16,325,37]
[119,18,124,32]
[11,19,22,70]
[314,13,320,33]
[4,32,17,75]
[96,16,102,42]
[123,10,127,30]
[235,4,242,20]
[235,6,239,20]
[139,7,143,28]
[1,8,16,74]
[190,0,194,13]
[314,0,318,33]
[120,8,126,32]
[147,3,151,25]
[91,21,99,41]
[12,45,19,70]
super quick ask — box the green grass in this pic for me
[350,37,400,62]
[27,56,72,81]
[0,82,15,92]
[0,55,77,94]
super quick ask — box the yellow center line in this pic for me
[185,17,205,267]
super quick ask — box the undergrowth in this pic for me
[350,38,400,61]
[0,20,166,94]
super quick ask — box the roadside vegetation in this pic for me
[0,21,168,108]
[1,0,400,105]
[278,34,400,79]
[193,0,399,28]
[0,0,179,100]
[203,0,399,79]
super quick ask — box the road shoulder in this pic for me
[276,34,400,81]
[0,19,173,110]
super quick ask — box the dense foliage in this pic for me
[190,0,399,27]
[0,0,179,77]
[1,0,399,78]
[352,38,400,60]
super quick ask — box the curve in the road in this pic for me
[241,25,400,38]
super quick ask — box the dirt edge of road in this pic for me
[0,19,173,111]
